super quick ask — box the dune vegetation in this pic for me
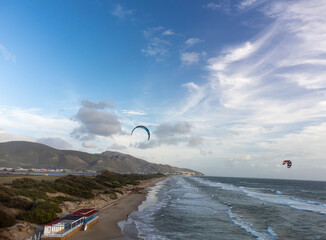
[0,171,164,226]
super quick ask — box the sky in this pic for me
[0,0,326,181]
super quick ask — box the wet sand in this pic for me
[69,177,166,240]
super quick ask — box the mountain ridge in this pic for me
[0,141,203,176]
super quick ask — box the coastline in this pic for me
[68,177,167,240]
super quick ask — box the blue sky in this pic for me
[1,0,326,180]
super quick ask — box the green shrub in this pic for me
[0,185,16,203]
[6,196,33,210]
[53,196,76,203]
[32,200,62,213]
[17,208,58,224]
[0,210,16,228]
[12,178,39,189]
[16,200,61,224]
[12,178,57,193]
[16,189,49,201]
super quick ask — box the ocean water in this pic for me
[118,176,326,240]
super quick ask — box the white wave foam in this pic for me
[228,208,277,240]
[193,178,326,215]
[193,177,242,192]
[267,226,279,239]
[119,178,173,240]
[241,187,326,215]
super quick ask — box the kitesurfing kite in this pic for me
[131,125,150,140]
[282,160,292,168]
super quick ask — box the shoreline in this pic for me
[68,177,167,240]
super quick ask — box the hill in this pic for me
[0,141,203,176]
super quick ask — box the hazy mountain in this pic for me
[0,141,203,176]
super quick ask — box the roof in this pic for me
[71,208,98,217]
[62,215,83,221]
[45,219,63,226]
[44,208,98,226]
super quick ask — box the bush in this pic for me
[6,196,33,210]
[16,200,61,224]
[33,200,62,213]
[16,189,49,201]
[0,210,17,228]
[0,185,16,203]
[53,196,76,203]
[17,208,57,224]
[12,178,39,189]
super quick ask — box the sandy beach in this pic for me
[69,177,167,240]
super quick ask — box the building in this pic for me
[41,208,99,240]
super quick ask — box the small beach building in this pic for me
[44,220,65,235]
[40,208,99,240]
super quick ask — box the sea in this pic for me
[117,176,326,240]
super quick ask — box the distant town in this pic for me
[0,167,97,175]
[0,167,201,176]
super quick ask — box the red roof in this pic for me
[45,219,63,226]
[45,208,98,226]
[71,208,98,217]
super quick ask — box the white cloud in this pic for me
[204,2,222,10]
[162,29,175,36]
[0,128,34,143]
[82,141,96,148]
[141,27,173,61]
[0,108,77,149]
[180,52,201,65]
[122,110,146,116]
[162,0,326,179]
[0,106,77,135]
[238,0,258,9]
[185,38,202,48]
[71,100,121,140]
[0,44,16,62]
[108,143,126,150]
[111,4,133,19]
[208,42,258,71]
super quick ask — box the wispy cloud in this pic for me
[172,0,326,174]
[0,107,76,147]
[185,38,203,48]
[204,2,222,10]
[111,4,133,19]
[0,106,77,134]
[238,0,259,9]
[162,29,175,36]
[0,44,16,62]
[181,52,200,65]
[141,27,174,61]
[180,51,206,65]
[0,128,34,143]
[204,1,231,13]
[122,110,146,116]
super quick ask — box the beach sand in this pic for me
[69,177,167,240]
